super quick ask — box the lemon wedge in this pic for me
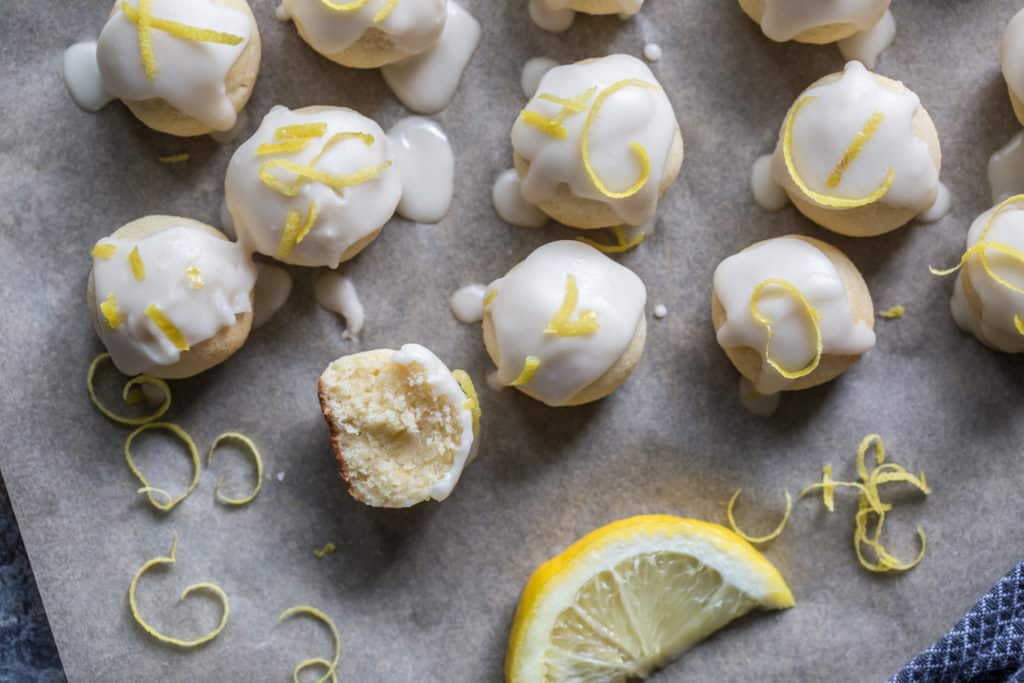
[505,515,794,682]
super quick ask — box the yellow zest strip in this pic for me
[129,246,146,281]
[749,279,823,380]
[726,490,793,544]
[544,274,600,337]
[452,369,482,434]
[100,294,123,329]
[783,96,895,209]
[158,154,190,164]
[879,305,904,319]
[581,79,657,200]
[129,535,230,647]
[826,112,885,188]
[257,140,315,157]
[208,432,263,506]
[373,0,399,22]
[186,265,204,289]
[295,201,320,245]
[145,304,190,351]
[125,422,201,511]
[132,0,157,80]
[576,225,648,254]
[521,86,597,140]
[279,605,342,683]
[259,132,387,197]
[483,290,497,309]
[87,353,171,425]
[521,111,569,139]
[276,123,328,140]
[319,0,371,12]
[278,202,319,258]
[313,542,337,559]
[92,243,117,259]
[509,356,540,387]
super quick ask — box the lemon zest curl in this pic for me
[726,489,793,544]
[279,605,341,683]
[208,432,264,506]
[749,279,823,381]
[87,353,171,426]
[124,422,200,512]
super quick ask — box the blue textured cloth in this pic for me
[891,563,1024,683]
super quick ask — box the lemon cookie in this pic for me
[282,0,447,69]
[483,241,647,407]
[225,105,401,268]
[1002,9,1024,127]
[94,0,261,136]
[511,54,683,230]
[712,235,876,394]
[739,0,889,44]
[945,197,1024,353]
[88,216,256,379]
[318,344,481,507]
[769,61,942,237]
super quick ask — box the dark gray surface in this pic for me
[2,0,1024,681]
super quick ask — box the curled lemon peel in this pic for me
[545,274,600,337]
[276,123,328,140]
[749,279,823,381]
[313,542,337,559]
[295,201,320,245]
[783,96,894,209]
[87,354,171,425]
[319,0,371,11]
[259,132,388,198]
[158,153,189,164]
[373,0,399,22]
[581,79,657,200]
[278,202,319,257]
[509,356,540,387]
[879,305,905,319]
[124,422,200,512]
[207,432,263,506]
[121,0,244,80]
[129,246,146,281]
[483,290,497,309]
[521,86,596,140]
[92,243,117,259]
[185,265,204,289]
[452,369,481,434]
[576,225,648,254]
[726,489,793,544]
[279,605,342,683]
[257,140,314,156]
[145,304,190,351]
[100,294,123,329]
[129,535,230,647]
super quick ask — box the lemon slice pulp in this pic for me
[506,515,794,683]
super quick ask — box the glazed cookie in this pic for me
[318,344,481,507]
[511,54,683,230]
[225,105,401,268]
[769,61,941,237]
[282,0,447,69]
[483,241,647,407]
[95,0,261,136]
[738,0,889,44]
[712,235,876,394]
[88,216,256,379]
[1001,9,1024,128]
[946,197,1024,354]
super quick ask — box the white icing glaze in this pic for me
[379,2,480,115]
[521,57,559,98]
[754,0,888,43]
[738,378,780,417]
[652,304,667,319]
[528,0,574,32]
[713,237,875,394]
[511,54,679,228]
[950,203,1024,353]
[988,132,1024,205]
[492,169,548,228]
[772,61,938,213]
[643,42,662,62]
[751,154,789,211]
[209,108,249,144]
[283,0,445,61]
[485,241,646,406]
[226,105,401,268]
[389,343,476,501]
[388,116,454,224]
[314,270,365,338]
[837,9,895,69]
[252,263,292,328]
[92,226,256,375]
[64,42,115,112]
[1002,9,1024,107]
[95,0,252,131]
[918,182,951,223]
[450,284,486,324]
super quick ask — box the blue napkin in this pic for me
[891,562,1024,682]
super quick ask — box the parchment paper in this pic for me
[3,1,1024,680]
